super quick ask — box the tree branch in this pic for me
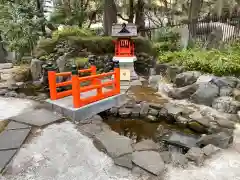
[117,13,130,22]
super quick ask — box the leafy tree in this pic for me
[0,0,45,59]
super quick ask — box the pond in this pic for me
[104,117,196,143]
[102,83,200,151]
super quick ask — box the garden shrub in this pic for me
[52,26,94,40]
[152,27,180,54]
[74,57,88,67]
[34,34,155,58]
[33,38,58,57]
[158,48,240,76]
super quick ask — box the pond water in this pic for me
[104,118,196,143]
[103,84,199,150]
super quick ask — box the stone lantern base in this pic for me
[112,56,138,81]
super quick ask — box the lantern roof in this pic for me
[111,23,137,37]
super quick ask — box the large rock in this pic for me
[190,82,219,106]
[166,66,183,83]
[168,83,198,99]
[93,131,133,158]
[56,54,69,72]
[196,75,215,84]
[202,144,221,157]
[233,88,240,101]
[30,59,44,81]
[212,76,238,88]
[188,111,210,128]
[196,132,233,149]
[161,103,186,123]
[219,86,233,97]
[148,75,161,90]
[132,151,165,176]
[186,147,204,166]
[212,96,240,114]
[175,71,202,87]
[171,152,188,168]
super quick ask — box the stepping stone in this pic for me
[0,128,31,150]
[9,109,64,127]
[132,151,165,176]
[6,121,31,130]
[0,149,17,173]
[94,131,133,158]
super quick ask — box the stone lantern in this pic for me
[111,23,138,81]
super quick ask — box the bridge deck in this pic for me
[45,88,127,121]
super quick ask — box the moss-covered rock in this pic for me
[12,66,31,82]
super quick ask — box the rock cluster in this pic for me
[108,100,236,135]
[152,64,240,116]
[0,62,48,101]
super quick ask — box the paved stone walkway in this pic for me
[1,122,148,180]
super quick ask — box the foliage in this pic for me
[152,27,180,42]
[152,27,180,54]
[158,46,240,76]
[74,57,88,67]
[34,35,155,57]
[0,1,45,59]
[49,0,103,27]
[52,27,94,40]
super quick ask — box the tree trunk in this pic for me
[103,0,117,35]
[36,0,46,36]
[135,0,145,36]
[188,0,202,45]
[129,0,134,23]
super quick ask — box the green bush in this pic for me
[152,27,180,42]
[33,38,58,57]
[34,34,155,57]
[158,48,240,76]
[52,26,94,40]
[153,41,179,54]
[152,27,180,53]
[74,57,88,67]
[67,36,114,54]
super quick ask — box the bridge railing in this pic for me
[47,64,120,108]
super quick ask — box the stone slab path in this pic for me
[6,122,31,130]
[0,150,17,173]
[1,122,147,180]
[0,97,36,173]
[0,128,31,151]
[0,121,32,172]
[9,109,64,127]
